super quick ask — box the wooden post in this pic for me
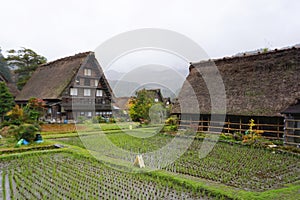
[190,115,192,130]
[277,118,280,140]
[284,118,287,144]
[200,115,203,131]
[239,118,242,133]
[227,117,230,133]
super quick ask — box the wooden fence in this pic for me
[284,118,300,146]
[178,118,284,140]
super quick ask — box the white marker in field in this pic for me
[133,155,145,168]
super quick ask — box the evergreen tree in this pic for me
[0,48,12,81]
[5,47,47,89]
[0,82,15,121]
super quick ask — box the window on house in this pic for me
[154,98,159,102]
[84,89,91,96]
[96,89,103,97]
[75,77,80,85]
[84,79,90,86]
[70,88,78,96]
[94,79,99,87]
[80,112,85,116]
[84,69,92,76]
[87,112,92,117]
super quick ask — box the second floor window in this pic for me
[84,79,90,86]
[70,88,78,96]
[96,89,103,97]
[84,89,91,96]
[94,79,99,87]
[84,69,92,76]
[87,112,92,117]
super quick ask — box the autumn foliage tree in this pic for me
[128,89,167,123]
[6,105,24,125]
[24,97,46,121]
[129,90,153,122]
[6,97,46,123]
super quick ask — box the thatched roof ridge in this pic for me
[16,52,91,101]
[39,52,92,68]
[173,46,300,116]
[192,46,299,66]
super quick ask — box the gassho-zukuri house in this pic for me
[15,52,113,123]
[172,46,300,146]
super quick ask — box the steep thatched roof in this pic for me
[0,74,19,97]
[6,83,20,97]
[172,47,300,116]
[16,52,91,101]
[281,101,300,114]
[112,89,165,110]
[113,97,130,110]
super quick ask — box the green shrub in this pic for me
[220,133,234,141]
[77,116,86,124]
[109,118,116,123]
[163,125,178,132]
[10,124,40,142]
[91,116,99,123]
[233,131,243,141]
[165,116,178,126]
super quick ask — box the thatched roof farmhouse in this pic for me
[16,52,113,122]
[172,46,300,146]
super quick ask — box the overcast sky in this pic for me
[1,0,299,62]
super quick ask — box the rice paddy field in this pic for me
[1,124,300,199]
[0,152,214,200]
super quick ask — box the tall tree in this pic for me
[0,48,11,81]
[0,82,15,121]
[5,47,47,89]
[129,89,159,122]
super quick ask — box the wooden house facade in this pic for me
[15,52,113,122]
[172,47,300,146]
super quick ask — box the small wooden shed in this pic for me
[281,101,300,146]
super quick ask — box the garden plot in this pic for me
[57,131,300,192]
[164,140,300,191]
[0,152,218,199]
